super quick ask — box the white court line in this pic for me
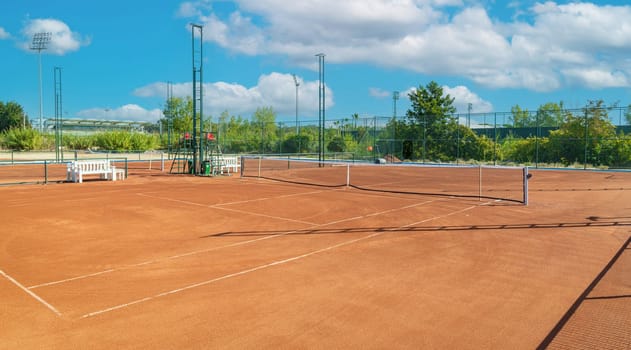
[1,269,61,317]
[29,197,435,290]
[137,192,317,225]
[80,202,474,319]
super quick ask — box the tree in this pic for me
[327,136,346,152]
[0,101,30,132]
[405,81,457,160]
[535,102,566,127]
[548,100,616,165]
[252,107,277,153]
[510,105,531,127]
[160,96,193,135]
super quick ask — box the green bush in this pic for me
[63,134,96,150]
[130,132,160,150]
[92,131,159,151]
[1,128,43,150]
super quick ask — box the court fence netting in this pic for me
[0,151,166,185]
[240,155,530,205]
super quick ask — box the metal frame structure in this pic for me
[191,24,204,175]
[54,67,63,162]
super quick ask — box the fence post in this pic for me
[44,160,48,184]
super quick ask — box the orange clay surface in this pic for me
[1,169,629,349]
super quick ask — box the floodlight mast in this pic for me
[316,53,325,165]
[31,32,51,132]
[292,74,300,134]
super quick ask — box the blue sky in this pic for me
[1,0,631,126]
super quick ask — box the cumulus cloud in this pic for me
[369,88,391,99]
[0,27,10,39]
[178,1,631,91]
[76,105,163,122]
[442,85,493,114]
[134,72,334,119]
[20,18,90,55]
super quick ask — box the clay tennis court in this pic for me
[1,166,630,349]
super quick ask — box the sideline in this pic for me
[0,269,61,317]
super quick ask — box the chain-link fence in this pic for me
[201,106,630,169]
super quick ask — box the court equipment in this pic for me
[241,156,530,204]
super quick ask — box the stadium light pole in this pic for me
[292,74,300,134]
[393,91,399,157]
[31,32,51,132]
[316,53,325,165]
[467,103,472,128]
[54,67,63,162]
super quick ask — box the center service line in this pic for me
[80,203,475,319]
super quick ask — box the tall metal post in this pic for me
[393,91,399,156]
[31,32,51,132]
[292,74,300,135]
[467,103,472,128]
[316,53,325,165]
[166,81,173,158]
[192,24,204,175]
[54,67,63,162]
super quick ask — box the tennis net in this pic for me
[241,156,529,204]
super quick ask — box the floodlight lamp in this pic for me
[30,32,52,51]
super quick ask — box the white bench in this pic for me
[209,156,240,175]
[67,160,125,183]
[221,156,240,174]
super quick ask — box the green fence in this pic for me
[205,107,631,169]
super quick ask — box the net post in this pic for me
[240,155,244,177]
[523,166,529,205]
[346,163,350,188]
[44,160,48,184]
[257,156,261,178]
[161,152,165,172]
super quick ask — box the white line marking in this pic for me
[29,269,117,289]
[137,192,317,225]
[80,203,475,319]
[0,269,61,316]
[29,199,435,289]
[81,231,384,319]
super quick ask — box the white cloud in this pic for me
[369,88,391,99]
[442,85,493,114]
[0,27,10,39]
[76,105,163,122]
[20,18,89,55]
[133,72,334,119]
[177,0,212,17]
[179,1,631,92]
[561,68,629,89]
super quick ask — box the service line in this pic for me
[29,195,435,290]
[80,201,475,319]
